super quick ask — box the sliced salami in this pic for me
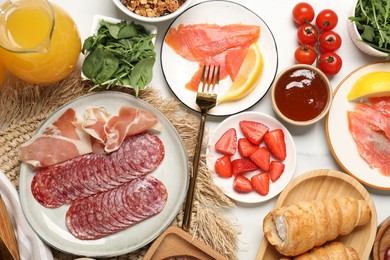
[122,132,165,174]
[66,176,168,240]
[31,132,165,208]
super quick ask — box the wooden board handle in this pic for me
[0,195,20,260]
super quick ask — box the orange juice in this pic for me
[0,1,81,84]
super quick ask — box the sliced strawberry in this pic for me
[264,129,286,161]
[238,138,258,157]
[269,161,285,182]
[231,158,258,176]
[215,128,237,156]
[251,172,270,196]
[249,147,270,171]
[233,175,253,193]
[239,120,269,145]
[214,155,233,178]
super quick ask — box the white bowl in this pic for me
[270,64,333,127]
[348,2,388,58]
[87,14,157,38]
[81,15,157,88]
[112,0,193,23]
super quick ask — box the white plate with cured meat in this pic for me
[19,91,189,257]
[326,61,390,190]
[206,111,296,204]
[160,0,278,116]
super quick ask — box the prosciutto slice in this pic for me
[19,106,160,168]
[104,106,158,153]
[82,107,111,145]
[18,108,92,168]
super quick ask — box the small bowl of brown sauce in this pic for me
[270,64,332,126]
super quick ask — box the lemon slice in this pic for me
[218,43,263,103]
[347,71,390,101]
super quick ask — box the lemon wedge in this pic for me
[347,71,390,101]
[218,43,263,103]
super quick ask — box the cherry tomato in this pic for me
[297,24,318,46]
[319,30,342,52]
[318,52,342,76]
[292,2,315,25]
[294,45,317,65]
[316,9,338,31]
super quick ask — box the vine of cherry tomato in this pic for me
[319,30,342,52]
[292,2,315,25]
[292,2,342,76]
[316,9,338,31]
[297,24,318,46]
[318,52,342,76]
[294,45,316,65]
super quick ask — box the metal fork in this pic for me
[182,65,220,232]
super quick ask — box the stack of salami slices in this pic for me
[31,132,167,240]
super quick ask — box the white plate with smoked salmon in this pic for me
[326,61,390,190]
[161,0,278,116]
[206,111,296,204]
[18,91,189,257]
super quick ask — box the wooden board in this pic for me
[144,226,228,260]
[256,169,378,260]
[0,195,20,260]
[373,216,390,260]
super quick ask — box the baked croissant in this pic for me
[292,242,360,259]
[263,196,371,257]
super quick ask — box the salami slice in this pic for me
[66,176,168,240]
[31,132,165,208]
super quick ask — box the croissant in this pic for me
[263,196,371,257]
[292,242,360,259]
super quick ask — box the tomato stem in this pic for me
[304,20,324,68]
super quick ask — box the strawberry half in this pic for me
[249,147,270,171]
[233,175,253,193]
[264,129,286,161]
[215,128,237,156]
[251,172,270,196]
[239,120,269,145]
[269,161,285,182]
[214,155,233,178]
[231,158,258,176]
[238,138,258,157]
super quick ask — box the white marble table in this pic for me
[51,0,389,259]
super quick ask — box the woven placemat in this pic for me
[0,70,238,259]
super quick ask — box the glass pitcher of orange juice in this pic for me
[0,0,81,84]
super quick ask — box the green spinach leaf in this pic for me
[130,57,155,96]
[82,19,156,95]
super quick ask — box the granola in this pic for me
[120,0,186,18]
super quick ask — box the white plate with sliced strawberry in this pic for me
[206,111,296,204]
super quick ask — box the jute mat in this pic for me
[0,69,238,259]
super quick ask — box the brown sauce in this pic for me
[274,68,329,121]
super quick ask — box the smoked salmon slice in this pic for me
[165,23,260,91]
[348,98,390,176]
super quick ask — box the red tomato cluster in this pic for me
[292,2,342,76]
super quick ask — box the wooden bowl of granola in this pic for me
[112,0,193,23]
